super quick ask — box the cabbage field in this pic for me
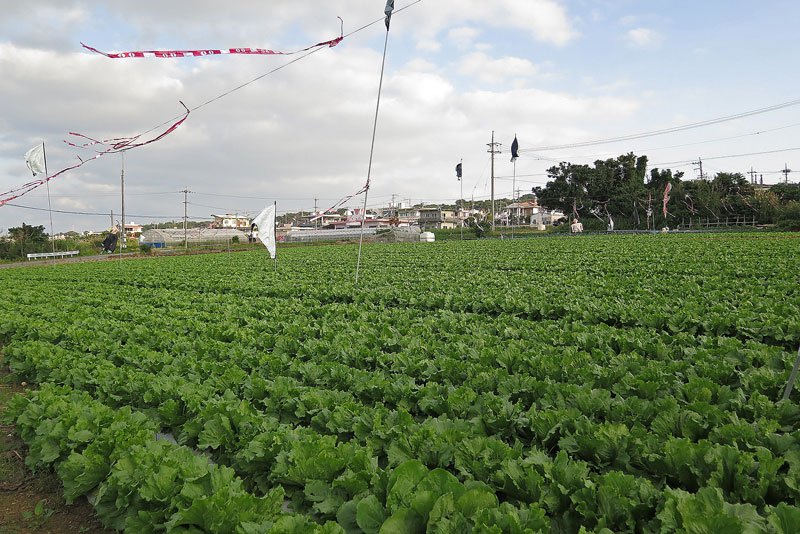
[2,234,800,534]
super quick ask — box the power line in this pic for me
[520,98,800,152]
[522,121,800,164]
[131,1,425,137]
[2,202,207,220]
[652,146,800,167]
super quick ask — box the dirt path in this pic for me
[0,355,110,534]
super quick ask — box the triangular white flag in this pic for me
[25,144,46,176]
[253,204,276,259]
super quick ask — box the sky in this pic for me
[1,0,799,233]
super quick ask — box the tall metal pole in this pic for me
[41,143,56,265]
[183,187,189,249]
[355,26,391,285]
[121,151,125,251]
[274,201,278,272]
[491,131,495,232]
[119,152,125,267]
[511,159,516,239]
[487,132,500,233]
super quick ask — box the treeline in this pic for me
[0,223,98,260]
[533,153,800,230]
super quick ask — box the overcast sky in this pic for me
[1,0,799,232]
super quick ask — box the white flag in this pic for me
[25,144,46,176]
[253,204,276,259]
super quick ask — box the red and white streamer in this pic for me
[663,183,672,217]
[1,102,190,207]
[81,22,343,59]
[310,183,369,223]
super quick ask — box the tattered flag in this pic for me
[25,144,46,176]
[510,136,519,162]
[663,183,673,218]
[385,0,395,30]
[456,163,462,179]
[253,204,277,259]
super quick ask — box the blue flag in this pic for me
[385,0,395,30]
[510,136,519,162]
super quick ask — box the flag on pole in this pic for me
[384,0,395,30]
[663,183,672,217]
[253,204,276,259]
[510,136,519,162]
[455,162,462,179]
[25,144,46,176]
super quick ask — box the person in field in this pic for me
[570,218,583,233]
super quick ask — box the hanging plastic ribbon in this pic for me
[1,102,189,207]
[663,183,672,217]
[82,21,344,59]
[682,194,696,215]
[309,182,370,223]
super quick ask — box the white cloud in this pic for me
[626,28,662,48]
[402,0,578,46]
[457,53,539,85]
[416,39,441,53]
[448,27,482,51]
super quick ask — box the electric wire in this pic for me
[519,98,800,152]
[3,202,207,220]
[133,1,424,137]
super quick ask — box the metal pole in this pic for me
[120,151,125,268]
[491,131,495,232]
[41,143,56,266]
[783,347,800,401]
[184,187,188,250]
[460,158,463,241]
[511,159,516,239]
[355,27,390,285]
[274,201,278,272]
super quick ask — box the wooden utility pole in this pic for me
[487,131,501,232]
[693,157,704,180]
[182,188,192,249]
[782,163,792,184]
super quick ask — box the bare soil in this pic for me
[0,355,110,534]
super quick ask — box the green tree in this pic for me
[8,223,48,243]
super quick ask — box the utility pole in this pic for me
[748,167,757,185]
[487,131,501,232]
[314,198,318,229]
[693,157,704,180]
[110,210,114,230]
[182,188,192,249]
[120,152,126,250]
[782,163,792,184]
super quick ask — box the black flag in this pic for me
[101,231,118,253]
[455,162,462,179]
[384,0,395,30]
[510,136,519,162]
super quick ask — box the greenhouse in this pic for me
[139,228,249,248]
